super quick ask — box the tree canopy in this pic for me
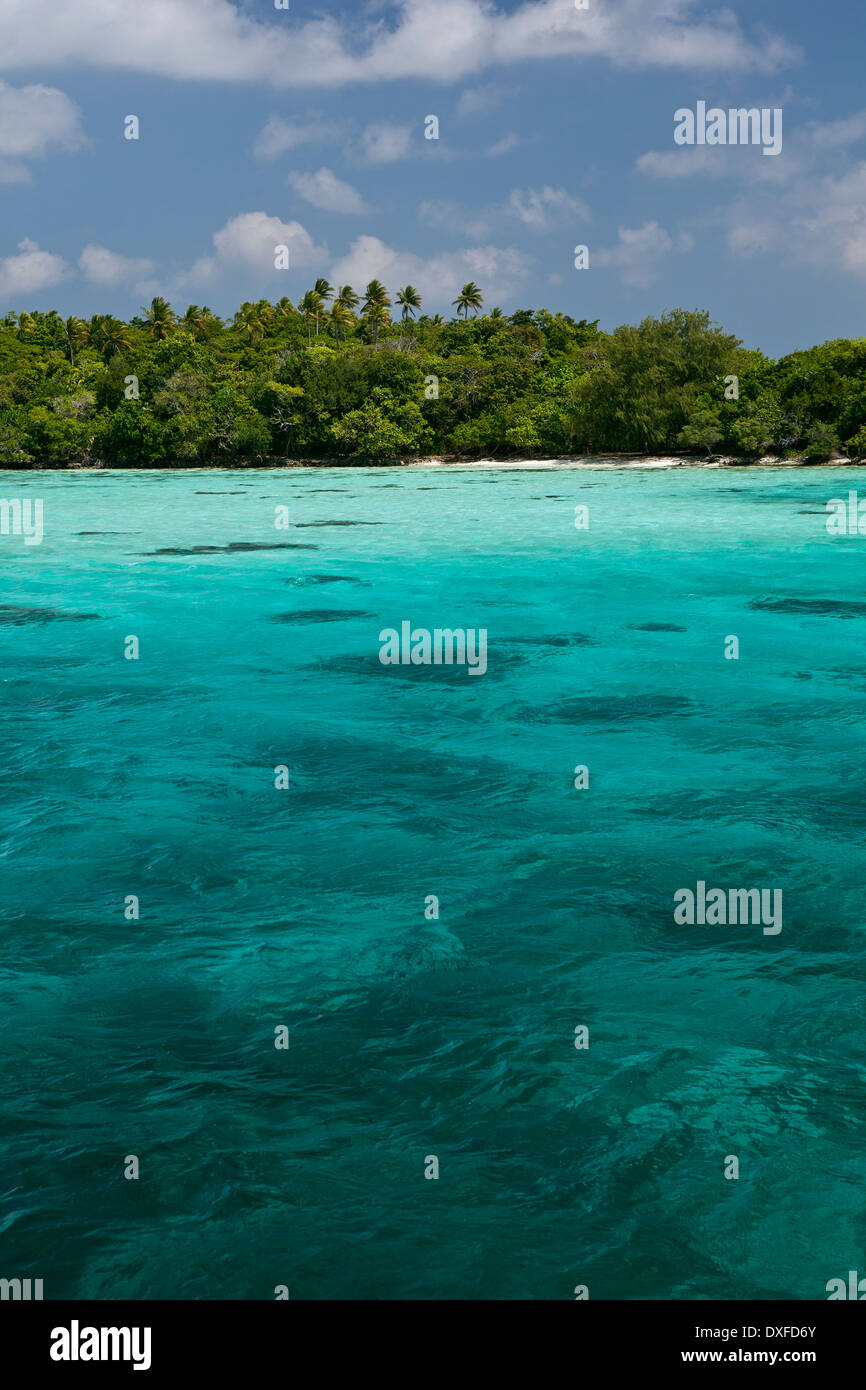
[0,294,861,464]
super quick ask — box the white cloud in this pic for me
[0,79,85,159]
[419,186,589,240]
[212,211,325,270]
[418,198,492,240]
[0,237,69,300]
[359,122,412,165]
[0,1,798,87]
[178,210,327,288]
[632,104,866,282]
[806,113,866,150]
[287,167,367,215]
[253,117,343,160]
[329,234,530,309]
[726,160,866,280]
[726,217,781,258]
[594,222,689,288]
[79,244,156,289]
[0,80,85,184]
[178,256,219,287]
[636,143,802,185]
[456,84,508,117]
[816,165,866,275]
[632,106,866,284]
[486,132,522,157]
[506,185,590,230]
[636,147,739,179]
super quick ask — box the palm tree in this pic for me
[141,296,177,340]
[363,279,390,311]
[367,304,392,345]
[311,278,334,336]
[182,304,209,337]
[89,314,132,360]
[396,285,422,321]
[233,302,268,344]
[253,299,276,327]
[103,315,133,359]
[199,306,222,336]
[45,309,64,341]
[329,300,355,345]
[16,310,67,353]
[335,285,359,312]
[362,279,391,345]
[299,290,324,347]
[63,315,88,367]
[489,306,504,320]
[453,281,483,320]
[183,304,222,339]
[274,296,296,321]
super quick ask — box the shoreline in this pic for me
[2,452,864,471]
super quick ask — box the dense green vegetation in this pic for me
[0,281,862,464]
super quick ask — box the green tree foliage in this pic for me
[571,310,741,452]
[453,282,484,320]
[107,401,167,464]
[331,387,432,459]
[0,292,863,464]
[140,296,178,341]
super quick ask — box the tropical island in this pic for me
[0,279,863,466]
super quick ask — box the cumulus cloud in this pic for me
[0,1,798,87]
[253,117,343,160]
[506,185,591,230]
[417,198,492,241]
[329,234,530,309]
[456,83,508,116]
[637,142,801,184]
[727,160,866,280]
[726,217,781,258]
[0,237,69,300]
[594,222,691,288]
[288,167,367,214]
[0,79,85,181]
[633,103,866,283]
[806,164,866,274]
[486,132,522,157]
[0,79,85,156]
[177,211,327,288]
[359,123,413,165]
[418,186,588,241]
[213,211,325,269]
[636,147,739,179]
[79,244,156,289]
[805,112,866,150]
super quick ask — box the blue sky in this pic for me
[0,0,864,355]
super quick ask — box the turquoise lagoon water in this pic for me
[1,463,864,1301]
